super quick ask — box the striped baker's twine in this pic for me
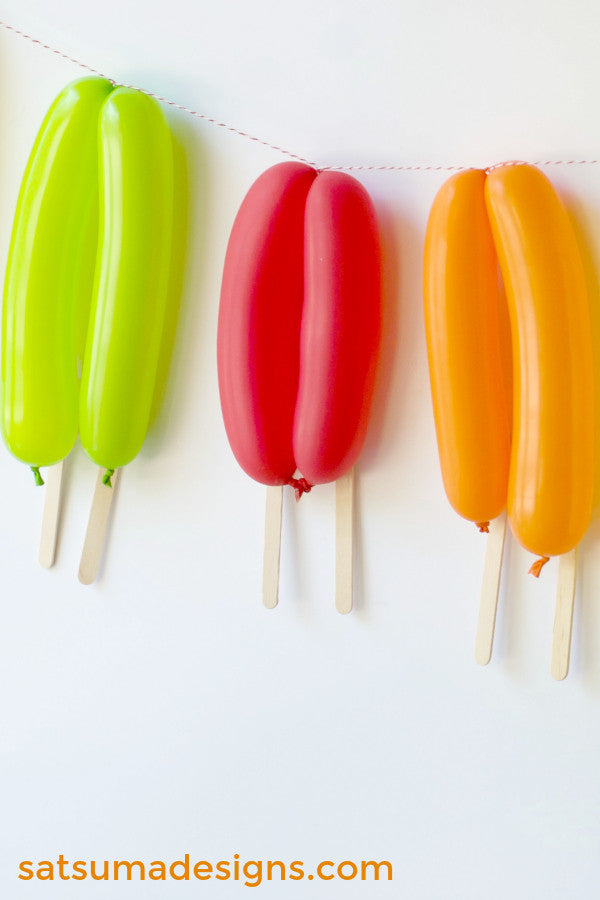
[1,19,598,174]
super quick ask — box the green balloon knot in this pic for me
[30,466,44,487]
[102,468,115,488]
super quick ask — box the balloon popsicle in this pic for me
[218,162,382,611]
[425,162,593,678]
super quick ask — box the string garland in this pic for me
[2,18,599,175]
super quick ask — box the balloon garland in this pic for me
[0,60,596,678]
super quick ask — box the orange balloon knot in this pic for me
[477,521,490,533]
[528,556,550,578]
[286,476,312,502]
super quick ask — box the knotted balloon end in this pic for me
[30,466,44,487]
[102,468,115,488]
[286,476,312,502]
[477,521,490,533]
[529,555,550,578]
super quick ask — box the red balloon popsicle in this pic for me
[218,162,382,611]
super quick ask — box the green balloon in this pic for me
[80,88,175,471]
[2,77,114,479]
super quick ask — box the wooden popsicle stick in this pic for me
[551,547,577,681]
[262,485,283,609]
[78,467,120,585]
[475,510,507,665]
[335,468,354,615]
[38,460,64,569]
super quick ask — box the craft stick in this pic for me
[475,510,507,665]
[38,460,64,569]
[335,468,355,614]
[262,485,283,609]
[78,468,120,585]
[551,547,577,681]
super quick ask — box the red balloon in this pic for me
[217,162,381,490]
[294,172,382,484]
[218,163,316,485]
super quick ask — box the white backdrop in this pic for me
[1,1,600,897]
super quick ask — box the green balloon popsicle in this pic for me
[2,78,179,576]
[2,77,114,485]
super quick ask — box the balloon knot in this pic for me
[477,521,490,533]
[30,466,44,487]
[529,555,550,578]
[102,468,115,488]
[286,476,312,502]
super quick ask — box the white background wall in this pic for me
[1,1,600,897]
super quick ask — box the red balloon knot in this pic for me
[528,556,550,578]
[286,476,312,502]
[477,521,490,533]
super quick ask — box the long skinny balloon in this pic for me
[485,164,594,561]
[80,87,174,479]
[423,169,512,529]
[295,172,381,484]
[2,77,113,482]
[218,162,317,487]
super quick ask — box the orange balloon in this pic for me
[485,164,594,557]
[423,169,512,527]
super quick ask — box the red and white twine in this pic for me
[1,19,599,174]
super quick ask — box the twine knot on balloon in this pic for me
[286,476,312,502]
[102,468,115,488]
[529,555,550,577]
[477,521,490,533]
[30,466,44,486]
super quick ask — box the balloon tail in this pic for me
[286,476,312,502]
[477,521,490,533]
[529,555,550,577]
[31,466,44,486]
[102,468,115,488]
